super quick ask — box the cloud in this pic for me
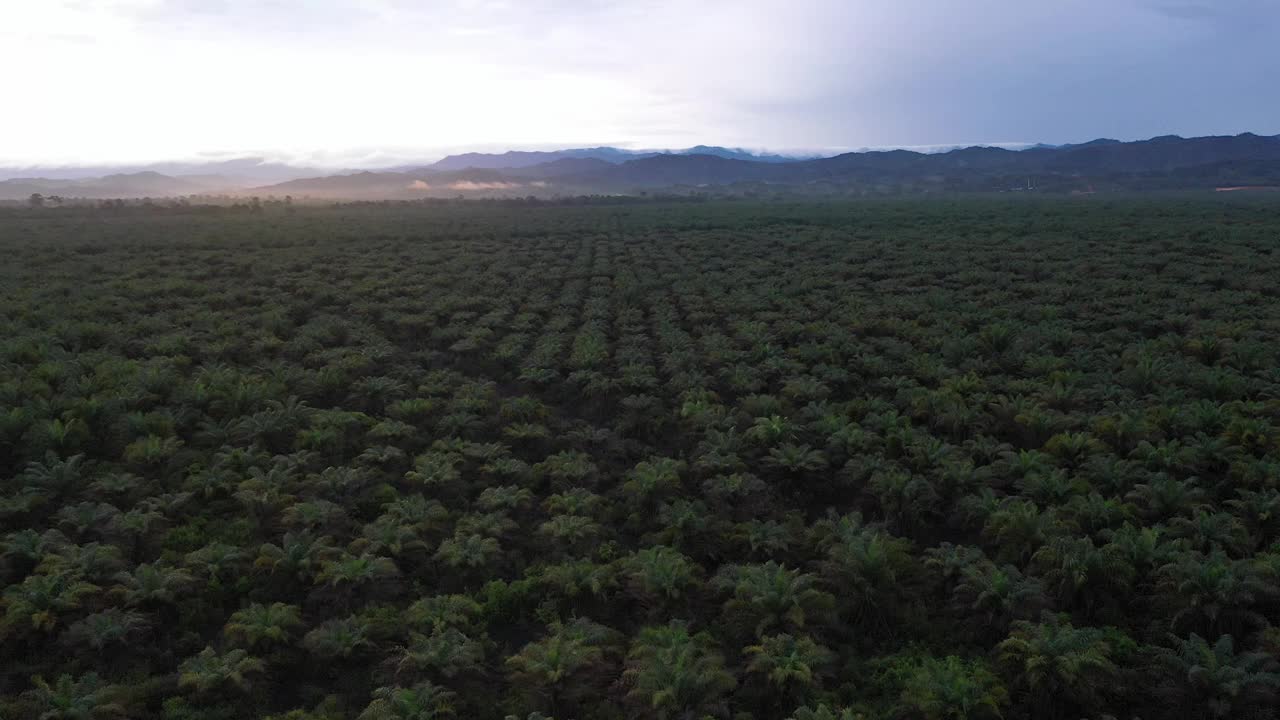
[409,179,528,192]
[3,0,1278,165]
[448,181,522,191]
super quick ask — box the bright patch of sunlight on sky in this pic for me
[2,0,1278,165]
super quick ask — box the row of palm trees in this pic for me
[3,196,1280,718]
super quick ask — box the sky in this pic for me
[2,0,1279,167]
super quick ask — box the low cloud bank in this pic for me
[408,180,526,191]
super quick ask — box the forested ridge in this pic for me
[2,197,1279,719]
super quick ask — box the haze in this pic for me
[4,0,1279,167]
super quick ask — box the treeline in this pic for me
[1,193,724,215]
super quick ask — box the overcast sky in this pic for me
[4,0,1279,166]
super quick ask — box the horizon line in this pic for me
[2,130,1277,174]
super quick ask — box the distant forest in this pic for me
[2,197,1280,719]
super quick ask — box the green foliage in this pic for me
[1154,633,1280,718]
[997,614,1120,717]
[359,682,456,720]
[223,602,304,649]
[745,633,834,698]
[3,198,1280,719]
[20,673,128,719]
[890,655,1008,720]
[177,647,264,694]
[506,618,618,716]
[623,621,737,719]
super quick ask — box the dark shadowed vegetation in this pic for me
[2,197,1279,719]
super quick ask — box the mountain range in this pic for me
[4,134,1280,202]
[416,145,803,171]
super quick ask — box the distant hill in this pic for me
[424,145,808,171]
[614,133,1280,191]
[9,133,1280,201]
[1042,133,1280,173]
[0,171,218,200]
[0,157,326,185]
[259,171,423,200]
[504,157,616,178]
[667,146,801,163]
[576,154,792,186]
[0,156,340,200]
[256,168,541,200]
[240,132,1280,198]
[426,148,645,171]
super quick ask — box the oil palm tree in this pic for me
[405,451,464,493]
[746,415,796,446]
[1153,633,1280,719]
[54,503,121,541]
[1100,522,1179,588]
[434,532,500,571]
[785,704,861,720]
[982,499,1053,564]
[476,484,534,513]
[302,615,374,659]
[233,475,297,528]
[952,563,1047,639]
[506,618,618,717]
[744,633,834,706]
[894,655,1008,720]
[1157,551,1271,637]
[1168,510,1251,556]
[319,552,400,589]
[38,542,124,584]
[255,531,340,584]
[381,494,450,535]
[281,499,347,533]
[183,542,248,585]
[355,517,427,558]
[113,562,194,607]
[405,594,484,635]
[623,621,736,720]
[359,681,456,720]
[867,468,940,535]
[1042,431,1103,469]
[923,542,987,588]
[20,452,86,494]
[1031,536,1133,619]
[1,572,98,635]
[818,529,914,635]
[1062,491,1133,536]
[1,528,67,581]
[177,646,265,694]
[224,602,304,650]
[537,514,601,554]
[60,608,149,652]
[765,443,828,476]
[20,672,127,719]
[107,507,166,558]
[622,457,685,505]
[713,561,834,638]
[626,545,702,607]
[996,614,1118,720]
[538,558,619,604]
[393,626,484,680]
[533,450,599,491]
[1225,488,1280,546]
